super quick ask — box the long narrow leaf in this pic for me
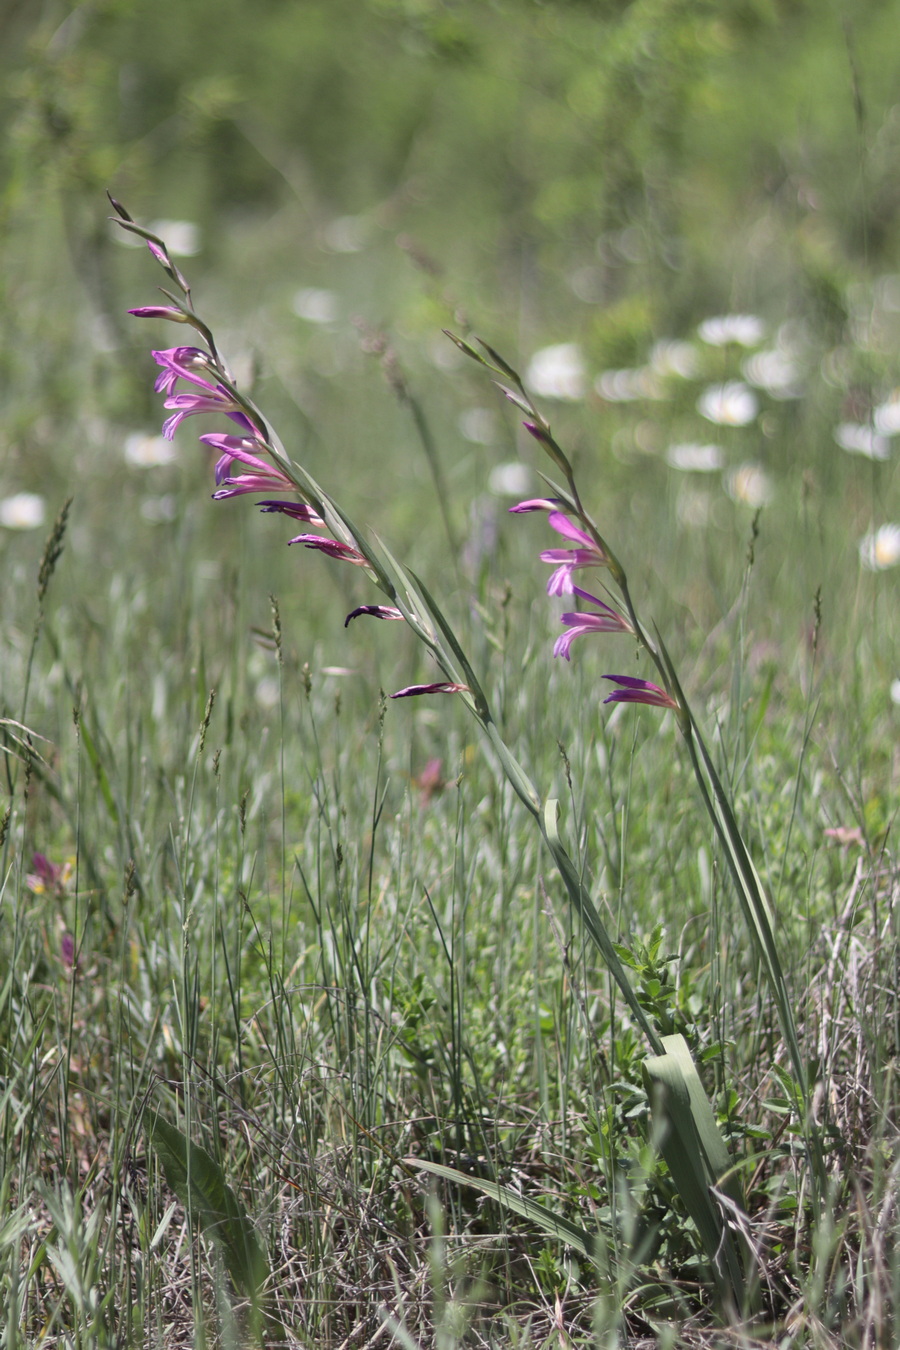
[146,1114,268,1301]
[406,1157,602,1261]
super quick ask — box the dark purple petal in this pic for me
[344,605,404,627]
[258,501,324,522]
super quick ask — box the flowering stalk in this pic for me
[450,332,822,1194]
[113,203,671,1060]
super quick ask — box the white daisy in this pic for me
[0,492,46,530]
[698,382,758,427]
[698,314,765,347]
[859,524,900,570]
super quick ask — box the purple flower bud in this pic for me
[128,306,190,322]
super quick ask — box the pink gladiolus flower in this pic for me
[390,682,469,698]
[601,675,679,711]
[553,588,633,659]
[152,347,214,395]
[163,386,255,440]
[541,512,609,595]
[198,433,278,484]
[344,605,404,626]
[288,534,368,565]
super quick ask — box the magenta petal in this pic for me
[508,497,560,514]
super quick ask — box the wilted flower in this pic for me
[390,682,469,698]
[834,423,890,461]
[697,382,758,427]
[666,443,724,473]
[553,587,633,659]
[602,674,679,711]
[697,314,765,347]
[289,534,369,565]
[526,343,586,401]
[540,512,609,595]
[344,604,404,626]
[859,524,900,570]
[0,493,46,530]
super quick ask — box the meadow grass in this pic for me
[2,183,900,1346]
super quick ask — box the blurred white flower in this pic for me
[526,343,585,401]
[859,524,900,571]
[125,433,179,467]
[595,367,663,402]
[742,349,803,399]
[292,288,339,324]
[834,424,890,461]
[698,382,758,426]
[649,340,699,379]
[0,492,46,530]
[149,220,201,257]
[140,495,177,523]
[488,462,532,497]
[666,442,724,472]
[321,215,368,253]
[874,399,900,436]
[698,314,764,347]
[458,408,496,445]
[891,678,900,705]
[676,486,714,528]
[725,463,773,508]
[255,676,280,709]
